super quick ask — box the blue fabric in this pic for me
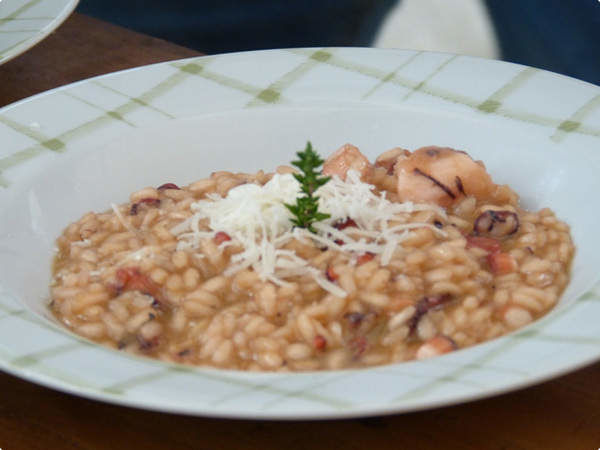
[78,0,600,85]
[485,0,600,85]
[77,0,397,53]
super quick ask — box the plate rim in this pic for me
[0,0,79,66]
[1,47,599,419]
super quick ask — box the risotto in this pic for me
[49,144,574,371]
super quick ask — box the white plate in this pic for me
[1,48,599,419]
[0,0,78,65]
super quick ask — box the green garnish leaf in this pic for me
[285,142,331,233]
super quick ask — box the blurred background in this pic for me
[78,0,599,85]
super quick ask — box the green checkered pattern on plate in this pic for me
[1,48,599,418]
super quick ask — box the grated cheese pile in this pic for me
[173,171,447,297]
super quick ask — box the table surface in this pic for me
[1,12,599,450]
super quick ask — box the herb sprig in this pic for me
[285,142,331,233]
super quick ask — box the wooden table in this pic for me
[1,13,599,450]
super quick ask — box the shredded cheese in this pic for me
[173,171,447,297]
[70,239,91,247]
[120,246,159,263]
[111,203,137,234]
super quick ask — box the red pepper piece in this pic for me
[356,252,375,265]
[314,334,327,350]
[334,218,357,230]
[325,266,338,282]
[487,251,517,275]
[332,218,358,245]
[114,267,163,306]
[465,235,501,253]
[214,231,232,245]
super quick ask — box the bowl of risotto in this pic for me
[0,48,598,419]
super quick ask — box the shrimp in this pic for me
[374,147,410,174]
[394,146,496,207]
[322,144,372,181]
[416,335,456,360]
